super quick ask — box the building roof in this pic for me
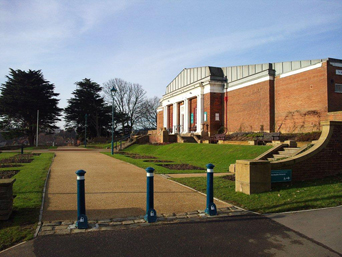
[164,58,336,95]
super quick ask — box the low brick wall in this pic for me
[0,178,16,220]
[148,130,162,144]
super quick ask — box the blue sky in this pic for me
[1,0,342,128]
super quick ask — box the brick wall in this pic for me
[0,179,15,220]
[271,121,342,181]
[168,105,173,131]
[189,97,197,129]
[227,80,274,132]
[157,110,163,131]
[203,92,223,135]
[327,63,342,112]
[274,63,328,133]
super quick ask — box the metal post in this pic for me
[75,170,88,229]
[84,114,87,148]
[120,140,122,150]
[21,144,24,155]
[144,167,157,223]
[205,163,217,216]
[111,97,115,155]
[36,110,39,147]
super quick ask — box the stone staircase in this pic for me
[267,147,301,161]
[176,134,199,143]
[180,136,197,143]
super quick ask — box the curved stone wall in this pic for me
[271,121,342,181]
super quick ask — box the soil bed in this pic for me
[222,175,235,181]
[1,154,34,164]
[128,155,157,159]
[143,160,173,163]
[0,164,22,168]
[117,152,157,159]
[157,164,204,170]
[0,170,19,179]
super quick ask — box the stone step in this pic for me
[272,154,288,159]
[284,147,300,151]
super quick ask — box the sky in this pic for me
[1,0,342,129]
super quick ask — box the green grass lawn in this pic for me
[0,153,17,160]
[104,143,271,174]
[23,146,58,150]
[173,175,342,213]
[0,153,54,251]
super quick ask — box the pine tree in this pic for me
[64,78,111,140]
[0,69,62,146]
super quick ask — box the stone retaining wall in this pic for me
[0,178,16,220]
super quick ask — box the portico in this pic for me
[158,66,226,136]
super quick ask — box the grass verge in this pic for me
[23,146,57,150]
[173,175,342,213]
[104,143,271,174]
[0,153,54,251]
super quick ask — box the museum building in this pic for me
[157,58,342,136]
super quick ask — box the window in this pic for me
[215,113,220,121]
[335,84,342,93]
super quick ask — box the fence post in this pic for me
[21,144,24,155]
[144,167,157,223]
[205,163,217,216]
[75,169,88,229]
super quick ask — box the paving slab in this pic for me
[42,147,230,221]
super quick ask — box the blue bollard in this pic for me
[144,167,157,223]
[75,170,89,229]
[205,163,217,216]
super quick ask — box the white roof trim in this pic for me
[280,63,322,78]
[227,76,273,92]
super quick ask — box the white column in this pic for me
[183,99,189,133]
[197,94,203,133]
[173,103,178,133]
[163,106,168,129]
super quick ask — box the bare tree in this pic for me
[103,78,146,134]
[137,96,160,129]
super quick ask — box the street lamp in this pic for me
[84,114,88,148]
[111,86,117,155]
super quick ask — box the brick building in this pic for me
[157,58,342,136]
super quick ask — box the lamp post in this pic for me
[111,86,117,155]
[84,114,88,148]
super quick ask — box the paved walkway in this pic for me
[265,206,342,254]
[42,147,230,222]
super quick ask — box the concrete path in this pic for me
[42,147,230,221]
[1,214,340,257]
[265,206,342,254]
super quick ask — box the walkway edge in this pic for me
[34,153,56,238]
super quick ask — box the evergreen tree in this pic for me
[0,69,62,146]
[64,78,111,140]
